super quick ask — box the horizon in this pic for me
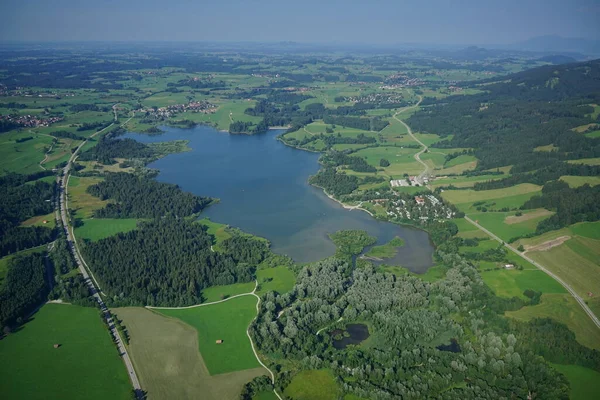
[1,0,598,45]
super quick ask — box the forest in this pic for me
[0,253,49,332]
[78,137,155,164]
[81,218,262,306]
[86,172,211,219]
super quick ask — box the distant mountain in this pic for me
[510,35,600,56]
[536,54,578,65]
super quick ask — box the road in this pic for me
[465,216,600,329]
[392,96,428,180]
[57,110,143,397]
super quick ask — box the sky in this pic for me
[0,0,598,45]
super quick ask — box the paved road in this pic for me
[393,96,428,180]
[465,216,600,329]
[57,112,143,397]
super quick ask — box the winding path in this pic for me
[146,282,283,400]
[392,96,428,179]
[465,216,600,329]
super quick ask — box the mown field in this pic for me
[441,183,542,212]
[284,369,340,400]
[114,307,266,400]
[0,304,131,400]
[75,218,139,241]
[551,363,600,400]
[157,295,260,375]
[256,266,296,295]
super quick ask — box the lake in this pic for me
[125,125,434,272]
[331,324,370,349]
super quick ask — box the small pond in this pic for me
[331,324,370,349]
[436,338,461,353]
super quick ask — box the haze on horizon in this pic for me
[0,0,599,46]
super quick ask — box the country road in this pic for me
[57,109,143,397]
[465,216,600,329]
[393,95,428,180]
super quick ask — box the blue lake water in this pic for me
[125,126,434,272]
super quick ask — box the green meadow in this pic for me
[75,218,138,241]
[157,295,260,375]
[0,304,131,400]
[284,369,340,400]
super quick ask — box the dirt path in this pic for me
[392,96,428,180]
[524,236,571,253]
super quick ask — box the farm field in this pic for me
[0,304,131,400]
[21,212,56,229]
[157,295,260,375]
[551,364,600,400]
[114,307,266,400]
[284,369,340,400]
[479,268,566,299]
[0,131,54,174]
[441,183,541,208]
[75,218,138,241]
[256,266,296,295]
[559,175,600,187]
[466,209,552,242]
[506,294,600,350]
[567,157,600,166]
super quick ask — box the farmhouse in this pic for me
[415,196,425,205]
[215,339,223,344]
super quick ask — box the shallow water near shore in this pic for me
[124,126,434,272]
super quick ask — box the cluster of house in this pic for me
[0,114,62,127]
[380,78,423,90]
[340,92,405,105]
[383,194,456,222]
[141,101,217,119]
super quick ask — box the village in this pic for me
[140,100,217,120]
[0,113,63,128]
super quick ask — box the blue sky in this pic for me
[0,0,598,44]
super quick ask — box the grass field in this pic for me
[284,370,340,400]
[441,183,541,207]
[157,295,260,375]
[0,304,131,400]
[0,132,54,174]
[559,175,600,187]
[506,294,600,350]
[480,268,566,299]
[68,176,110,218]
[551,363,600,400]
[114,307,266,400]
[567,158,600,166]
[75,218,138,241]
[201,282,256,302]
[20,212,56,229]
[466,209,552,242]
[256,266,296,295]
[198,218,232,251]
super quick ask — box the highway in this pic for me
[56,111,143,397]
[465,216,600,329]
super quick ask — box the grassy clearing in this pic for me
[256,266,296,295]
[114,307,266,400]
[157,295,260,375]
[201,282,256,302]
[551,363,600,400]
[0,304,131,400]
[284,370,340,400]
[68,176,110,218]
[364,237,404,259]
[506,294,600,350]
[198,218,232,251]
[559,175,600,187]
[567,158,600,166]
[431,174,508,189]
[20,212,56,229]
[436,160,477,175]
[75,218,138,241]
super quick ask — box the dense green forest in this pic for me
[78,137,155,164]
[0,174,56,256]
[81,218,261,306]
[86,172,211,219]
[0,253,49,332]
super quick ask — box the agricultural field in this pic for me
[559,175,600,187]
[506,294,600,351]
[114,307,266,400]
[157,295,261,375]
[75,218,138,241]
[441,183,542,212]
[567,157,600,166]
[0,131,54,174]
[0,304,131,400]
[466,209,553,242]
[284,369,341,400]
[67,176,110,219]
[479,268,566,299]
[21,212,56,229]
